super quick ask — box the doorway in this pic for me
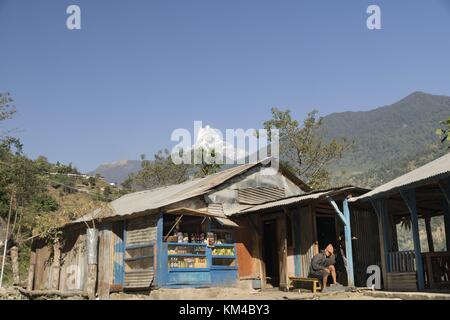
[263,219,279,287]
[315,214,348,285]
[316,215,337,251]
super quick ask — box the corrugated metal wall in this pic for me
[124,215,157,289]
[126,216,157,245]
[59,228,87,291]
[238,187,286,205]
[351,208,381,287]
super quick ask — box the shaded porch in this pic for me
[351,152,450,292]
[233,186,379,291]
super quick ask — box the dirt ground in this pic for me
[109,287,450,300]
[2,286,450,300]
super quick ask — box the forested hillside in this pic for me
[322,91,450,187]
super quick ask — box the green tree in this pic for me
[0,92,15,124]
[121,173,135,191]
[103,185,112,200]
[130,149,191,190]
[436,116,450,148]
[264,108,349,189]
[195,148,221,178]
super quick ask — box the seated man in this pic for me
[308,244,341,291]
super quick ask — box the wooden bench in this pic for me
[289,277,322,293]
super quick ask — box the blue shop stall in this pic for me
[154,210,239,288]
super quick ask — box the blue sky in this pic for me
[1,0,450,172]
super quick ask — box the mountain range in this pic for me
[89,160,141,184]
[323,91,450,187]
[89,91,450,187]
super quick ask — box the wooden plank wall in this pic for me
[299,206,315,278]
[33,225,88,291]
[59,227,87,291]
[234,217,254,278]
[34,241,51,290]
[386,272,417,291]
[239,214,266,286]
[277,211,288,290]
[98,223,113,299]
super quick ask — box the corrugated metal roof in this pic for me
[232,186,363,215]
[214,217,240,228]
[73,158,308,224]
[73,161,262,223]
[350,152,450,202]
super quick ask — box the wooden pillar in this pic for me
[27,248,36,290]
[51,242,61,290]
[86,228,99,299]
[256,215,266,289]
[291,208,302,277]
[343,199,355,287]
[245,214,265,288]
[400,189,425,290]
[424,216,434,253]
[248,214,266,289]
[311,205,319,255]
[155,211,163,287]
[10,246,20,285]
[439,178,450,251]
[444,201,450,251]
[278,210,288,291]
[98,224,112,300]
[371,198,389,289]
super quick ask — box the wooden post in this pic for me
[424,253,434,289]
[444,201,450,252]
[86,228,99,299]
[291,208,302,277]
[246,214,265,289]
[155,211,163,287]
[278,210,288,291]
[10,246,20,285]
[438,178,450,251]
[400,189,425,290]
[51,242,61,290]
[371,198,389,290]
[98,224,112,300]
[0,192,14,288]
[424,216,434,253]
[27,249,36,290]
[311,205,319,255]
[255,215,266,289]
